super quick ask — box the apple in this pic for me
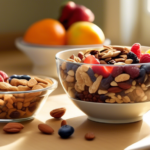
[58,2,95,29]
[66,5,95,29]
[59,1,76,28]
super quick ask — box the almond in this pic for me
[50,107,66,118]
[85,132,95,140]
[118,82,131,90]
[38,124,54,134]
[61,120,67,126]
[115,74,130,82]
[108,87,122,93]
[3,122,24,133]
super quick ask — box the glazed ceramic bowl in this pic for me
[15,37,111,78]
[0,75,58,122]
[55,46,150,124]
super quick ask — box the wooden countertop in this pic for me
[0,49,150,150]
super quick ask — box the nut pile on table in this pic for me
[0,71,53,119]
[60,43,150,103]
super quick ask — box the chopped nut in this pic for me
[125,59,133,64]
[110,81,118,86]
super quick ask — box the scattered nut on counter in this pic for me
[61,120,67,126]
[38,124,54,134]
[3,122,24,133]
[50,107,66,118]
[85,132,95,140]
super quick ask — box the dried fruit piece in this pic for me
[99,75,113,90]
[58,125,74,139]
[50,107,66,118]
[3,122,24,133]
[131,43,141,59]
[66,63,75,72]
[112,66,124,78]
[99,94,109,102]
[108,87,122,93]
[136,68,146,84]
[141,65,150,74]
[9,111,20,118]
[87,68,96,82]
[38,124,54,134]
[118,82,131,90]
[85,132,95,140]
[140,54,150,63]
[124,66,140,79]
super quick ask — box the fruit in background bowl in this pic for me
[23,18,66,45]
[59,1,95,30]
[66,21,105,45]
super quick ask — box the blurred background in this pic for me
[0,0,150,50]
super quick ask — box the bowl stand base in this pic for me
[0,116,34,123]
[88,116,143,124]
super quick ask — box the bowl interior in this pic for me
[16,37,111,49]
[56,45,150,61]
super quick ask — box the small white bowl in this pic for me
[15,37,111,78]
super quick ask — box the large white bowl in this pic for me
[15,37,111,78]
[56,46,150,124]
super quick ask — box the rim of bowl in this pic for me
[0,76,58,94]
[55,46,150,66]
[15,37,111,49]
[71,97,150,105]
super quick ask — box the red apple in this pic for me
[59,1,76,28]
[66,5,95,29]
[58,2,95,29]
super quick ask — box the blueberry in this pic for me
[58,125,74,139]
[8,74,21,82]
[8,74,31,83]
[99,75,113,90]
[125,78,133,85]
[141,65,150,74]
[87,68,96,82]
[20,75,31,81]
[136,68,146,84]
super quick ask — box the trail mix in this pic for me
[60,43,150,103]
[0,71,53,119]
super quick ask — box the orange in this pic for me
[23,18,66,45]
[66,21,105,45]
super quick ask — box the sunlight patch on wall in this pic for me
[147,0,150,12]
